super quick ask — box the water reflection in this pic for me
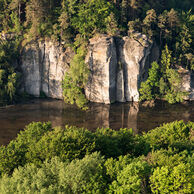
[0,99,193,145]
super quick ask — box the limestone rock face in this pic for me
[85,35,117,104]
[21,40,73,99]
[86,34,155,103]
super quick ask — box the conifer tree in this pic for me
[121,0,128,27]
[106,13,119,36]
[158,11,168,45]
[161,44,172,74]
[143,9,157,37]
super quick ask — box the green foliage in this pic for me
[26,126,96,165]
[0,157,66,193]
[143,120,193,151]
[0,122,52,176]
[59,152,106,194]
[0,39,20,105]
[0,153,107,194]
[161,44,172,73]
[150,163,193,193]
[147,148,192,169]
[139,61,160,101]
[163,69,187,103]
[70,0,112,39]
[0,121,146,177]
[109,160,151,194]
[105,12,119,36]
[95,127,136,158]
[105,154,133,181]
[62,44,89,110]
[0,120,193,193]
[140,45,188,104]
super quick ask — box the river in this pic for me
[0,99,193,145]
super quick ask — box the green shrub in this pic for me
[95,128,135,158]
[0,122,52,176]
[59,152,107,193]
[143,120,193,151]
[26,125,96,165]
[105,154,133,181]
[109,160,151,194]
[150,163,193,193]
[146,148,191,169]
[0,153,106,194]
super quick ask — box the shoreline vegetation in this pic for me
[0,120,193,193]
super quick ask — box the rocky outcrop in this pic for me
[21,40,73,99]
[20,35,193,103]
[85,35,117,104]
[85,34,159,103]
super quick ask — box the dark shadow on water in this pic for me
[0,99,193,145]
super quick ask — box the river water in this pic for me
[0,99,193,145]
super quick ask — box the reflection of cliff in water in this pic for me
[0,99,194,145]
[83,102,139,133]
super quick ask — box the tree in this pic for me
[59,9,72,42]
[143,9,157,37]
[139,61,160,101]
[128,0,142,20]
[160,44,172,74]
[158,11,169,46]
[106,12,119,36]
[0,39,20,104]
[128,19,141,36]
[62,44,89,109]
[9,0,26,23]
[70,0,113,39]
[121,0,128,27]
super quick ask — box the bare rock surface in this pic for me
[21,40,73,99]
[85,35,117,104]
[85,34,156,103]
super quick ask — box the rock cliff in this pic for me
[20,35,159,103]
[21,40,73,99]
[20,35,193,103]
[85,34,159,103]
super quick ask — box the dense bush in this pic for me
[0,122,140,176]
[0,122,52,176]
[0,120,193,193]
[0,153,107,194]
[109,160,151,193]
[143,120,194,151]
[150,163,193,193]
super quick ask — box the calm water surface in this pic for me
[0,99,193,145]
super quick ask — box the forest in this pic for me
[0,120,193,193]
[0,0,193,107]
